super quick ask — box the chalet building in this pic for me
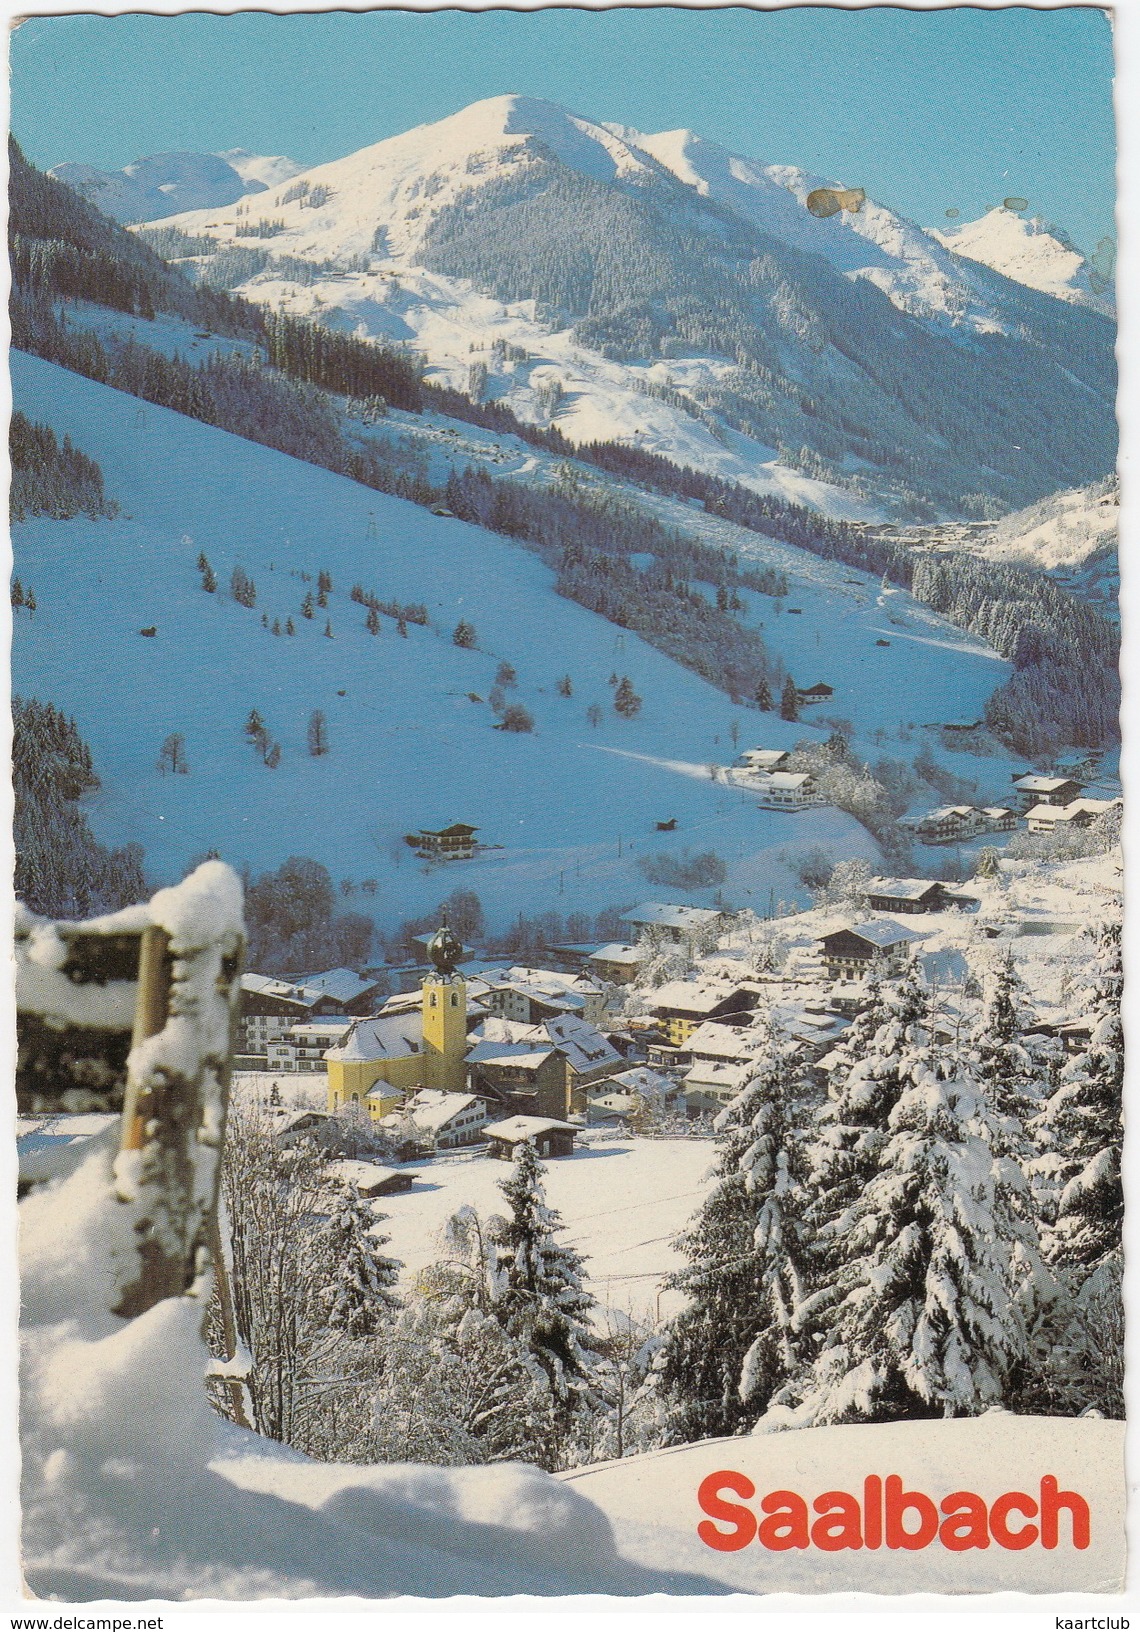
[584,1064,678,1108]
[736,747,791,773]
[466,1014,623,1120]
[588,943,646,985]
[911,805,986,844]
[685,1020,761,1067]
[1012,775,1083,813]
[863,878,950,914]
[771,1000,852,1059]
[683,1059,751,1112]
[265,1019,352,1073]
[795,681,835,706]
[379,1088,486,1150]
[754,771,823,810]
[981,806,1018,832]
[818,921,921,981]
[620,902,727,943]
[327,1160,417,1198]
[411,823,479,860]
[650,980,759,1046]
[269,1108,330,1146]
[484,1115,578,1161]
[1025,797,1120,834]
[238,967,385,1053]
[475,966,608,1027]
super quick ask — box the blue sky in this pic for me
[10,5,1116,250]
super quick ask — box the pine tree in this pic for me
[11,578,23,608]
[613,676,642,718]
[556,674,573,698]
[366,604,380,635]
[307,709,329,756]
[658,1042,811,1444]
[453,619,476,648]
[970,954,1042,1167]
[755,678,773,711]
[492,1142,598,1465]
[301,590,314,619]
[25,587,37,612]
[802,974,925,1300]
[319,1182,401,1339]
[323,619,333,638]
[397,616,408,638]
[781,1017,1038,1427]
[157,731,188,775]
[1038,922,1123,1270]
[285,617,295,636]
[780,676,800,721]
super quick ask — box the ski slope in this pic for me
[14,350,1019,932]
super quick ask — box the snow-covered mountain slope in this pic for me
[143,95,1116,518]
[930,207,1113,314]
[13,348,1022,930]
[217,148,304,192]
[48,149,301,223]
[981,476,1118,572]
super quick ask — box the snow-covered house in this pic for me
[911,805,986,844]
[474,965,607,1026]
[379,1088,486,1149]
[1012,774,1084,812]
[1025,797,1120,834]
[754,771,823,810]
[483,1115,578,1160]
[620,902,727,943]
[981,806,1018,832]
[324,1013,427,1111]
[682,1058,752,1112]
[684,1020,762,1066]
[650,979,759,1046]
[268,1108,330,1146]
[410,822,479,859]
[326,1159,416,1197]
[795,680,835,705]
[818,921,922,981]
[588,943,646,984]
[863,877,951,914]
[238,968,384,1053]
[466,1014,623,1119]
[735,747,791,772]
[265,1018,353,1073]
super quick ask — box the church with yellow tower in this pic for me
[324,924,469,1114]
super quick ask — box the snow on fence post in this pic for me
[111,865,246,1319]
[15,863,246,1330]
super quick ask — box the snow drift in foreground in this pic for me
[22,1129,1123,1599]
[20,1132,718,1599]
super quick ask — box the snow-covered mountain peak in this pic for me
[929,207,1114,313]
[217,149,305,190]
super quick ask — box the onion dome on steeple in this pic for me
[427,922,463,977]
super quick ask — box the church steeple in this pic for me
[421,921,467,1093]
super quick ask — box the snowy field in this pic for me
[365,1135,713,1320]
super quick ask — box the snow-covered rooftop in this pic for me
[326,1014,424,1062]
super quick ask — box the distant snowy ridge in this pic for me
[143,94,1115,518]
[929,207,1113,315]
[976,477,1118,572]
[49,148,303,224]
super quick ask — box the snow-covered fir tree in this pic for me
[1037,921,1123,1270]
[657,1037,812,1444]
[318,1180,402,1339]
[491,1142,599,1464]
[802,973,924,1300]
[773,1009,1041,1428]
[372,1205,551,1467]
